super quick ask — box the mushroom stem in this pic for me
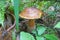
[27,19,35,32]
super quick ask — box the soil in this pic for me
[0,29,12,40]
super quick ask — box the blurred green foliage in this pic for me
[8,0,60,16]
[8,0,60,13]
[33,24,58,40]
[0,1,6,27]
[20,24,58,40]
[44,34,58,40]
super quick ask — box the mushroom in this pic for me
[19,7,43,32]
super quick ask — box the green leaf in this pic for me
[44,34,58,40]
[32,29,37,35]
[36,36,45,40]
[13,0,19,31]
[20,31,35,40]
[36,24,46,35]
[54,22,60,28]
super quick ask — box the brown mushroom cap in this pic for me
[19,7,43,19]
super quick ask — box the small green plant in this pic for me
[20,24,59,40]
